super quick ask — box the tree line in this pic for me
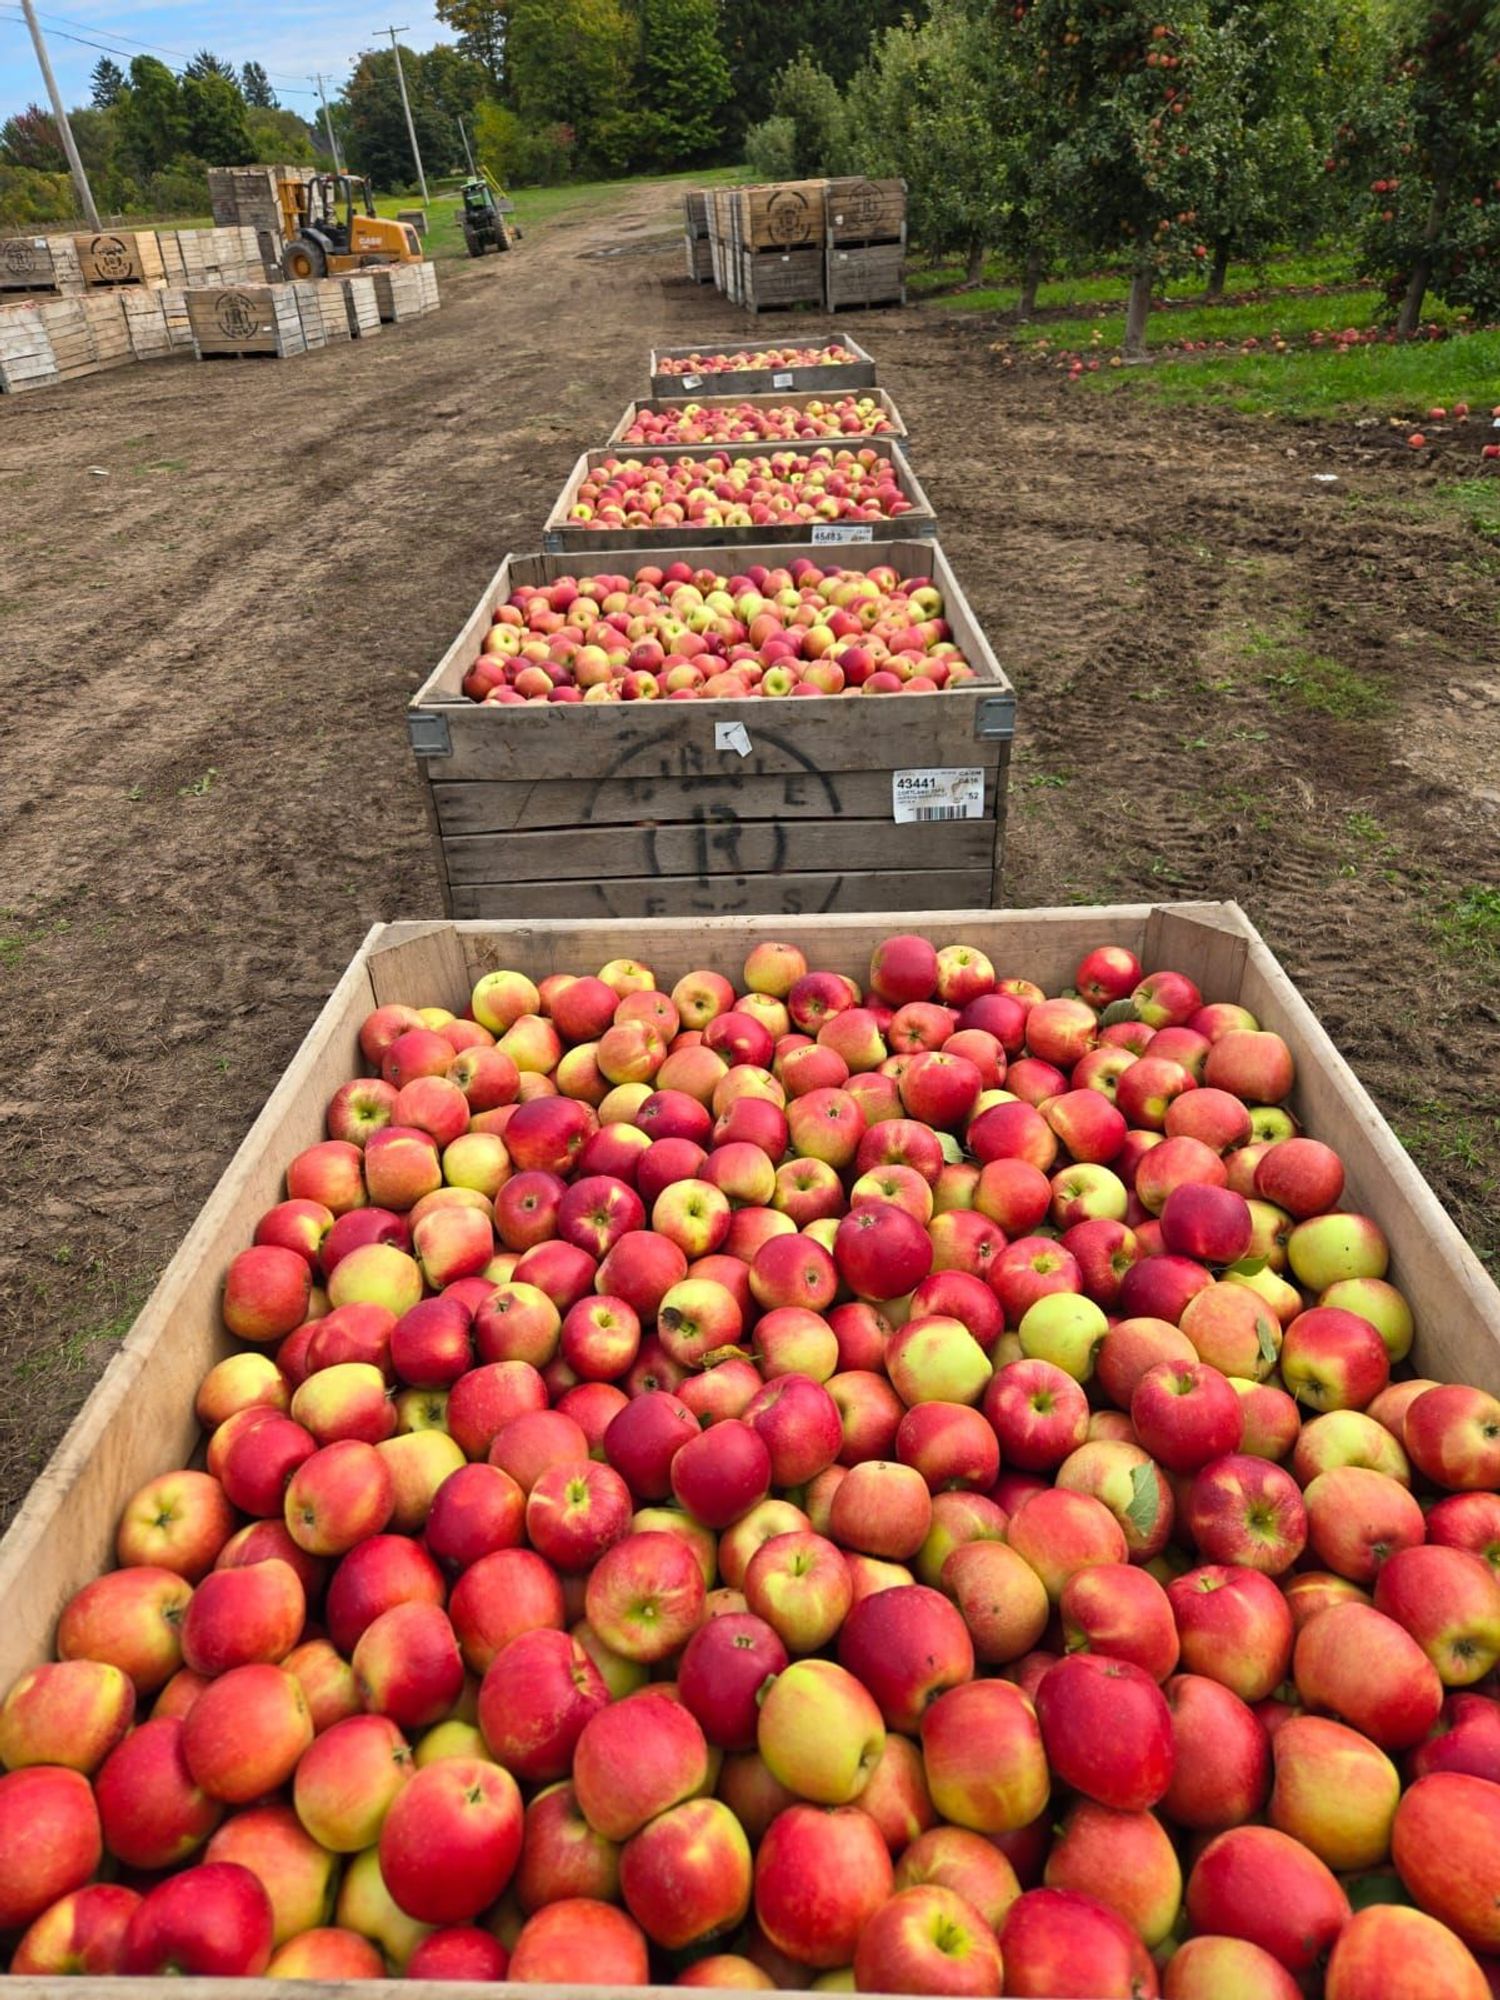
[743,0,1500,345]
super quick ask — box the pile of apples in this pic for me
[461,562,979,705]
[564,449,916,535]
[4,930,1500,1999]
[656,347,861,379]
[616,401,899,449]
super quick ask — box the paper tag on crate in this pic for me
[715,721,753,758]
[811,522,875,546]
[681,373,701,390]
[892,768,985,823]
[772,371,794,388]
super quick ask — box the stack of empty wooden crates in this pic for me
[693,179,907,313]
[683,190,713,284]
[207,163,318,280]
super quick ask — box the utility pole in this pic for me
[382,26,429,206]
[457,113,476,177]
[313,73,344,172]
[19,0,101,229]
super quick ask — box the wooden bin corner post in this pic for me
[407,537,1015,919]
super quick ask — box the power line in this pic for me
[0,3,345,92]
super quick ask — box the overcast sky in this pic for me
[2,0,449,125]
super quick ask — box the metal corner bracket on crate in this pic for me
[975,692,1017,738]
[408,711,454,757]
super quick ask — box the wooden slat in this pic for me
[449,869,998,920]
[825,176,907,244]
[428,763,987,835]
[444,812,996,885]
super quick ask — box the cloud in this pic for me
[2,0,448,122]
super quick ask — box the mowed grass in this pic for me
[1106,326,1500,418]
[908,245,1361,311]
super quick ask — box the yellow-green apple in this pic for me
[1034,1654,1173,1811]
[1167,1565,1293,1702]
[894,1825,1021,1929]
[195,1350,289,1429]
[180,1663,312,1804]
[1231,1376,1301,1459]
[1160,1672,1270,1830]
[1060,1563,1179,1681]
[756,1658,885,1804]
[846,1552,917,1605]
[941,1539,1049,1664]
[1095,1317,1197,1409]
[584,1528,706,1662]
[983,1361,1089,1476]
[836,1583,973,1732]
[223,1244,314,1344]
[378,1756,523,1923]
[1319,1276,1414,1364]
[413,1717,485,1764]
[1267,1714,1398,1870]
[1,1657,135,1778]
[287,1138,368,1214]
[1280,1306,1390,1412]
[1392,1771,1500,1953]
[476,1628,609,1784]
[620,1796,751,1950]
[852,1884,1001,1997]
[655,1276,744,1368]
[1292,1409,1411,1484]
[205,1802,337,1947]
[514,1779,621,1912]
[471,969,540,1034]
[1131,1360,1244,1474]
[573,1688,709,1840]
[1017,1293,1107,1383]
[753,1809,891,1980]
[998,1885,1157,1997]
[265,1926,388,1978]
[1373,1543,1500,1684]
[1048,1163,1128,1230]
[1285,1214,1387,1294]
[0,1765,102,1932]
[602,1388,697,1499]
[1293,1601,1443,1749]
[500,1012,565,1076]
[652,1178,731,1258]
[9,1882,142,1976]
[1185,1453,1306,1574]
[1044,1800,1180,1947]
[1303,1465,1425,1583]
[829,1458,932,1559]
[1185,1824,1350,1974]
[119,1861,274,1977]
[834,1201,934,1301]
[896,1400,998,1491]
[1164,1934,1302,2000]
[334,1845,433,1968]
[753,1305,838,1380]
[291,1361,397,1446]
[717,1497,811,1591]
[1325,1904,1489,2000]
[326,1242,423,1316]
[1005,1487,1127,1601]
[920,1678,1049,1832]
[180,1557,304,1677]
[1118,1251,1214,1327]
[1404,1385,1500,1491]
[293,1712,413,1850]
[887,1316,993,1407]
[678,1612,789,1751]
[526,1459,633,1570]
[93,1714,220,1869]
[1051,1436,1169,1560]
[352,1601,465,1730]
[744,1531,853,1654]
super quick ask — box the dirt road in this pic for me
[2,178,1496,1524]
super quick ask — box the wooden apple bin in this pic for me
[649,337,877,400]
[407,538,1015,921]
[606,388,910,451]
[2,903,1498,1998]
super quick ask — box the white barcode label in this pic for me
[893,768,985,823]
[714,721,752,758]
[681,373,701,389]
[811,522,875,545]
[771,371,794,388]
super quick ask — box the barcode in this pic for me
[908,805,967,821]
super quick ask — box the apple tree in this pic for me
[1348,0,1500,333]
[1009,0,1230,355]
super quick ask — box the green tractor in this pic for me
[460,175,517,257]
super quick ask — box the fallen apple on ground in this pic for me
[5,929,1493,1996]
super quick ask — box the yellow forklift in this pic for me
[278,172,422,280]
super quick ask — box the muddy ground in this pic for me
[2,179,1496,1526]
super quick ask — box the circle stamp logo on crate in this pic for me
[214,292,261,339]
[2,241,40,280]
[843,182,886,235]
[765,190,813,249]
[88,234,133,281]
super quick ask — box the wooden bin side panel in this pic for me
[0,304,56,392]
[826,239,907,310]
[80,291,131,368]
[825,177,907,243]
[742,247,825,310]
[343,273,381,337]
[448,869,998,920]
[0,236,60,291]
[739,181,827,250]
